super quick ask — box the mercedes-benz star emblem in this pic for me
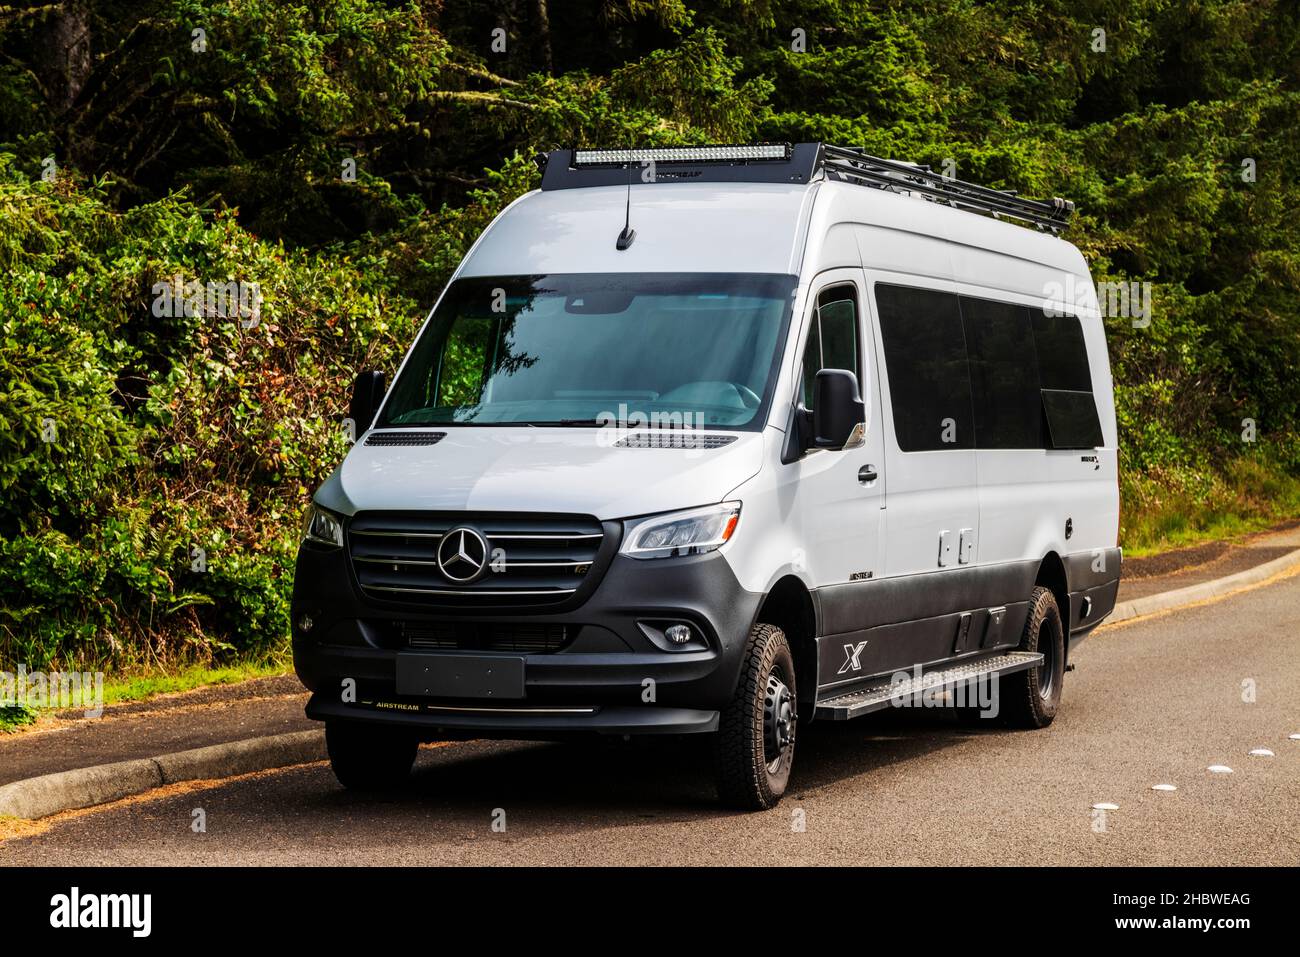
[436,527,489,583]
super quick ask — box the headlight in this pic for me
[302,505,344,548]
[620,502,741,560]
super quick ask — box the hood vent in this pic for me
[615,432,737,449]
[365,431,447,447]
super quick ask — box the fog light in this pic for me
[298,614,314,634]
[636,619,706,652]
[665,624,692,645]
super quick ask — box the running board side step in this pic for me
[814,652,1044,721]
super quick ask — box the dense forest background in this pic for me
[3,0,1300,670]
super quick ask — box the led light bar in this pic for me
[573,144,791,166]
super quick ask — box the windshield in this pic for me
[379,273,796,430]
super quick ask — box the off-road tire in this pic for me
[1000,585,1065,728]
[713,624,798,810]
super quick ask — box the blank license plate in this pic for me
[395,653,526,699]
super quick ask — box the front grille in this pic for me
[348,511,606,607]
[399,620,571,653]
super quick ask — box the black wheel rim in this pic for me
[763,668,795,768]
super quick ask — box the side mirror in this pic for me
[349,370,386,436]
[812,369,865,450]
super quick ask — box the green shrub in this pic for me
[0,162,414,670]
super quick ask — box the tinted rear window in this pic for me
[960,297,1043,449]
[875,284,974,451]
[875,285,1103,452]
[1041,389,1104,449]
[1032,310,1093,392]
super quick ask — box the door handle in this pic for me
[858,465,878,484]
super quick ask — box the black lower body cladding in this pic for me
[291,542,764,737]
[811,547,1122,691]
[1064,546,1123,637]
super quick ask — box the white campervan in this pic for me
[293,144,1121,810]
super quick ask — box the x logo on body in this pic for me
[838,640,869,674]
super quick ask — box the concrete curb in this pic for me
[1107,546,1300,624]
[0,729,325,820]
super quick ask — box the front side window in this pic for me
[380,273,797,430]
[799,285,860,409]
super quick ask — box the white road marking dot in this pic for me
[1249,748,1274,757]
[1151,784,1177,791]
[1207,765,1234,774]
[1092,802,1119,811]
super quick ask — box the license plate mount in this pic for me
[395,653,526,699]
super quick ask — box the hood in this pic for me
[316,427,764,521]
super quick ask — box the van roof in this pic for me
[460,182,815,277]
[460,144,1087,281]
[461,182,1087,282]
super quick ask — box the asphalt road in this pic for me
[3,572,1298,866]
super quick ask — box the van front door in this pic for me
[788,270,885,645]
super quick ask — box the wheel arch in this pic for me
[1034,551,1070,660]
[755,575,819,718]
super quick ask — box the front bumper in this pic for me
[291,539,762,738]
[304,694,719,737]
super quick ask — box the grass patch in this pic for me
[1121,455,1300,558]
[0,660,292,733]
[99,660,291,707]
[0,704,38,733]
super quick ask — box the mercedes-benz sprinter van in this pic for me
[293,144,1121,810]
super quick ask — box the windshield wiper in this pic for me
[523,419,607,427]
[389,417,643,429]
[528,418,724,429]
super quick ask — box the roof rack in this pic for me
[535,143,1075,234]
[819,145,1074,234]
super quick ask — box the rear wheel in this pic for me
[1000,586,1065,728]
[326,720,419,790]
[713,624,798,810]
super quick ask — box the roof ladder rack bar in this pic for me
[820,144,1074,233]
[822,159,1066,230]
[822,144,1071,213]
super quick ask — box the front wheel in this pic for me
[1000,586,1065,728]
[325,720,419,790]
[713,624,798,810]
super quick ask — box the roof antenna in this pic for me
[616,161,636,250]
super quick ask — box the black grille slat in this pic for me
[400,621,571,653]
[349,511,605,606]
[364,431,447,446]
[362,567,584,592]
